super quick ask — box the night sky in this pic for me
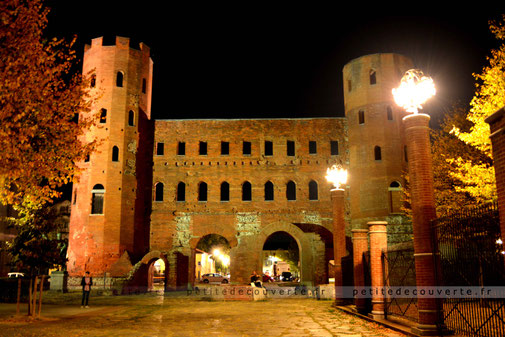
[43,3,504,123]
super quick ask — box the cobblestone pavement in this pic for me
[0,292,407,337]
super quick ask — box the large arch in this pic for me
[255,222,315,286]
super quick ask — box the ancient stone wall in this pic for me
[149,118,347,287]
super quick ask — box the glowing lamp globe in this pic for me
[326,165,348,190]
[392,69,436,114]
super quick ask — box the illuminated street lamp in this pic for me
[393,69,444,335]
[326,165,348,305]
[326,165,348,190]
[392,69,436,114]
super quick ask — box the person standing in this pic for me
[81,271,92,308]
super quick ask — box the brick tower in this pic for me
[67,37,154,278]
[343,54,413,229]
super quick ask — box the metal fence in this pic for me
[432,202,505,337]
[382,243,418,323]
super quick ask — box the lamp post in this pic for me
[326,165,348,305]
[393,69,444,335]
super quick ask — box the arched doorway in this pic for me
[194,234,231,284]
[262,231,300,283]
[148,258,166,291]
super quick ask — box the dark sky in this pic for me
[44,3,504,122]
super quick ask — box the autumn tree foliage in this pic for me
[448,16,505,202]
[430,105,491,216]
[0,0,97,211]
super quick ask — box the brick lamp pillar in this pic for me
[352,228,369,314]
[368,221,387,319]
[331,188,346,305]
[403,113,443,335]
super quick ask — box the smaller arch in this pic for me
[309,180,318,201]
[177,182,186,201]
[242,181,252,201]
[112,146,119,162]
[374,146,382,161]
[128,110,135,126]
[369,69,377,85]
[116,71,124,87]
[388,181,402,213]
[154,182,164,202]
[220,181,230,201]
[91,184,105,214]
[286,180,296,201]
[387,106,393,120]
[198,182,208,202]
[99,108,107,124]
[358,110,365,124]
[389,181,401,189]
[264,181,274,201]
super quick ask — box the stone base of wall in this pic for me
[68,276,129,295]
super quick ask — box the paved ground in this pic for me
[0,291,408,337]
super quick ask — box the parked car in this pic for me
[281,272,292,281]
[201,273,229,284]
[8,272,24,278]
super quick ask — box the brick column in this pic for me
[368,221,387,319]
[485,107,505,246]
[403,113,443,335]
[352,229,369,314]
[331,188,346,305]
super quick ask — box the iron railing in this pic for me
[382,243,418,323]
[432,202,505,337]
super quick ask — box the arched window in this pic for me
[116,71,124,87]
[242,181,252,201]
[90,74,96,88]
[309,180,318,201]
[374,146,382,161]
[286,181,296,201]
[100,108,107,124]
[389,181,402,213]
[155,182,164,202]
[142,78,147,94]
[264,181,274,201]
[221,182,230,201]
[112,146,119,162]
[358,110,365,124]
[91,184,105,214]
[404,145,408,162]
[177,182,185,202]
[369,69,377,85]
[387,106,393,120]
[198,182,207,202]
[128,110,135,126]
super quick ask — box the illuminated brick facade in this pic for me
[67,38,413,289]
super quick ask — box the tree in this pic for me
[449,16,505,202]
[0,0,98,316]
[0,0,98,209]
[431,105,489,216]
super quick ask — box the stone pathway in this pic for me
[0,292,407,336]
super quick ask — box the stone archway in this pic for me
[256,222,315,286]
[137,251,169,292]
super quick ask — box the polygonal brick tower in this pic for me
[343,54,413,230]
[67,37,154,278]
